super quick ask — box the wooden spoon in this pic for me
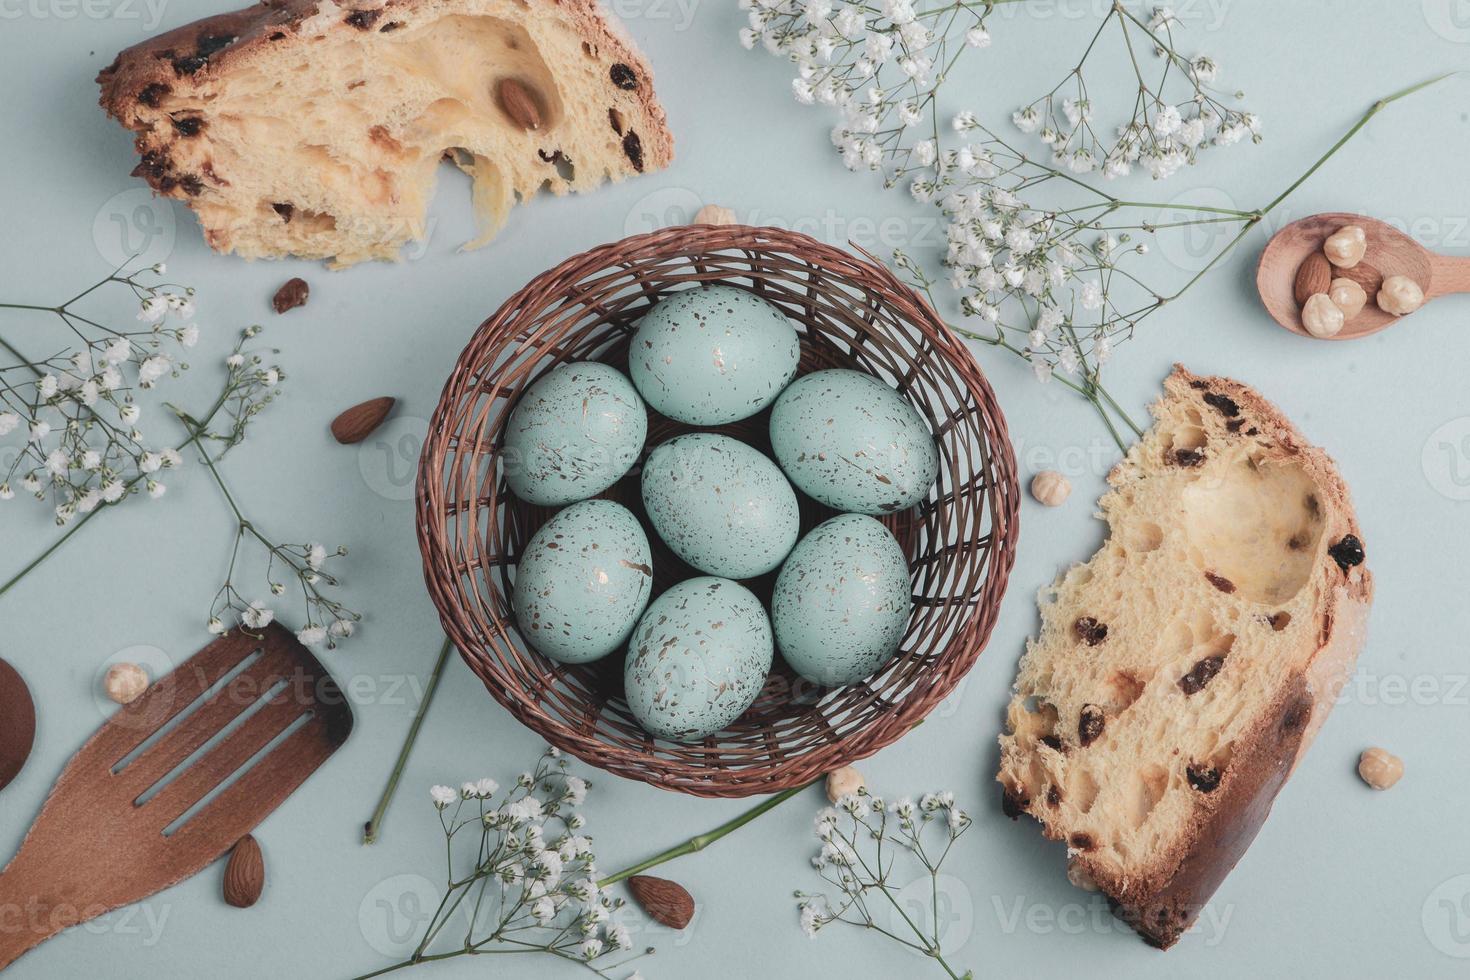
[0,658,36,792]
[1257,212,1470,340]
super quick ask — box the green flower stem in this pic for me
[364,636,455,845]
[598,778,819,888]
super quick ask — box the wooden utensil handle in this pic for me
[0,862,86,971]
[1431,255,1470,298]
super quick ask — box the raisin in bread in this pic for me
[997,365,1372,949]
[97,0,673,267]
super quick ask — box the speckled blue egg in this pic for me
[512,500,654,664]
[624,577,774,741]
[772,514,912,686]
[769,369,940,515]
[503,362,647,506]
[629,285,801,425]
[641,433,799,579]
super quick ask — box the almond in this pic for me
[497,79,541,131]
[272,277,310,314]
[223,834,264,908]
[626,875,695,929]
[331,396,395,444]
[1337,261,1384,302]
[1292,252,1332,307]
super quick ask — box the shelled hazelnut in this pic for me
[104,662,150,705]
[1301,293,1344,339]
[1377,275,1424,315]
[1031,470,1072,507]
[1357,747,1403,790]
[826,765,865,803]
[1323,225,1367,268]
[1327,278,1367,318]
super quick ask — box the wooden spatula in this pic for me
[0,623,353,970]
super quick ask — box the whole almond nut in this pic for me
[497,79,541,131]
[272,277,309,314]
[626,875,695,929]
[223,834,264,908]
[1337,262,1384,300]
[1293,252,1332,306]
[331,397,395,444]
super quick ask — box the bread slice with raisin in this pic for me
[997,364,1372,949]
[97,0,673,267]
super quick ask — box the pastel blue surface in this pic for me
[2,3,1469,978]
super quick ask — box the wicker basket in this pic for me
[416,225,1019,797]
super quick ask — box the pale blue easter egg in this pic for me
[641,433,799,579]
[504,362,647,506]
[768,369,940,515]
[771,514,912,686]
[623,577,774,742]
[513,500,653,664]
[629,285,800,425]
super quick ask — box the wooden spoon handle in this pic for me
[1430,255,1470,298]
[0,860,84,970]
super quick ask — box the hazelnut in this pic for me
[1030,470,1072,507]
[1300,293,1344,339]
[1323,225,1367,268]
[825,765,865,803]
[104,662,150,705]
[1327,278,1367,319]
[1377,275,1424,316]
[1357,747,1403,790]
[693,204,737,226]
[1066,856,1099,892]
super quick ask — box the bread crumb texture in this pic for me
[98,0,674,267]
[997,364,1372,949]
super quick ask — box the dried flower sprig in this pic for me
[0,274,362,645]
[797,787,974,979]
[0,260,199,520]
[170,326,360,647]
[744,1,1458,448]
[352,749,648,980]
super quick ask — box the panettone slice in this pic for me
[997,364,1373,949]
[98,0,673,267]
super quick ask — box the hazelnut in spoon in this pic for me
[1256,212,1470,340]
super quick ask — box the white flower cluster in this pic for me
[740,2,1262,387]
[414,751,637,969]
[0,263,200,522]
[798,784,971,955]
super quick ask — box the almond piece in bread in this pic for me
[97,0,674,267]
[997,365,1372,949]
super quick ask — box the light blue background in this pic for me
[1,1,1468,977]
